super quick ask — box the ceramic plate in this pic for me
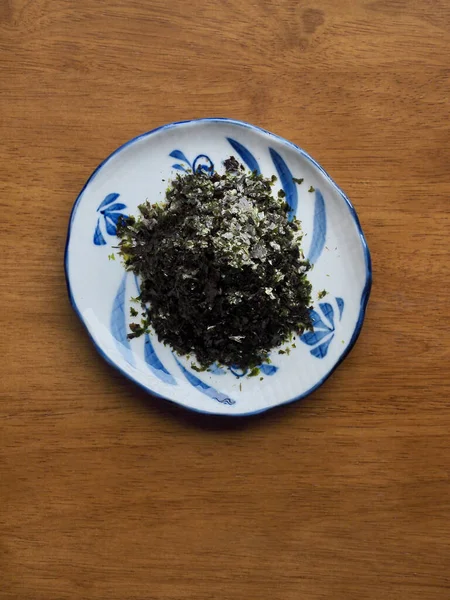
[65,118,371,416]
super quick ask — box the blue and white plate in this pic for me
[65,118,371,416]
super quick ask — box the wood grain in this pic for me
[1,1,450,598]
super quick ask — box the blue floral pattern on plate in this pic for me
[300,297,344,358]
[170,150,214,174]
[93,193,128,245]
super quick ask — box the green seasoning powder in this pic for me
[117,157,313,370]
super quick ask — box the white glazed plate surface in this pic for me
[65,118,372,416]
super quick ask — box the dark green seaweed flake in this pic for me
[117,158,312,370]
[249,367,260,378]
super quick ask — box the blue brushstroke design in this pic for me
[229,366,248,379]
[132,275,176,384]
[94,193,127,244]
[227,137,260,173]
[269,148,297,221]
[300,299,341,359]
[307,189,327,264]
[93,219,106,245]
[193,154,214,174]
[98,192,120,210]
[144,334,177,385]
[260,363,278,376]
[309,308,331,331]
[213,362,278,377]
[169,150,214,175]
[105,212,126,227]
[301,329,333,346]
[169,150,190,165]
[105,216,119,235]
[110,273,135,367]
[100,203,127,213]
[311,334,334,359]
[174,356,236,406]
[319,302,334,330]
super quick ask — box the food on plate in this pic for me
[116,157,312,371]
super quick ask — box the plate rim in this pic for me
[64,117,372,417]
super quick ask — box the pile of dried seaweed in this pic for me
[116,157,312,370]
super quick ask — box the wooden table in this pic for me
[1,1,449,598]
